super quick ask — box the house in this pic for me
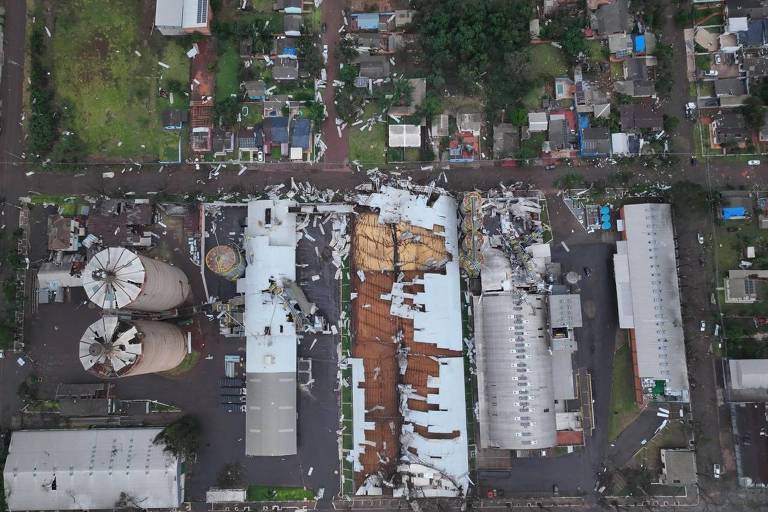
[528,112,548,132]
[351,12,394,32]
[737,19,768,48]
[284,14,303,37]
[624,57,656,81]
[725,269,768,302]
[618,104,663,131]
[190,101,213,152]
[213,130,235,158]
[162,109,188,129]
[244,80,267,101]
[714,78,749,106]
[726,0,768,32]
[264,116,290,156]
[388,124,421,147]
[742,55,768,77]
[575,81,611,117]
[493,124,520,159]
[290,118,312,160]
[433,114,450,137]
[594,0,630,36]
[154,0,211,36]
[548,114,570,152]
[273,57,299,80]
[238,126,265,161]
[614,79,656,97]
[47,215,81,252]
[273,0,303,14]
[608,33,633,56]
[580,127,611,157]
[389,78,426,116]
[711,112,750,147]
[352,32,402,53]
[355,54,391,79]
[457,113,482,135]
[274,37,299,58]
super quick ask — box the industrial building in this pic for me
[469,194,583,453]
[82,247,191,312]
[239,199,299,457]
[613,203,689,402]
[79,316,188,378]
[349,186,469,497]
[2,428,184,511]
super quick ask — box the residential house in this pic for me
[354,54,391,80]
[273,0,303,14]
[608,33,633,57]
[493,124,520,159]
[575,81,611,118]
[162,109,188,130]
[737,19,768,48]
[274,37,299,58]
[190,102,213,153]
[457,113,482,135]
[238,126,265,161]
[284,14,303,37]
[394,10,414,27]
[290,118,312,160]
[548,114,571,153]
[389,78,426,117]
[154,0,211,36]
[711,112,751,147]
[264,116,290,157]
[350,12,394,32]
[726,0,768,32]
[352,32,402,53]
[742,55,768,77]
[614,79,656,97]
[213,130,235,158]
[389,124,421,148]
[594,0,630,36]
[714,78,749,108]
[244,80,267,101]
[47,215,81,252]
[555,77,575,100]
[618,104,663,132]
[580,127,611,157]
[624,57,656,81]
[273,57,299,80]
[528,112,549,132]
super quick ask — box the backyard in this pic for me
[46,0,190,160]
[349,103,387,164]
[529,44,569,80]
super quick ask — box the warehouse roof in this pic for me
[613,203,689,400]
[3,428,181,511]
[240,199,298,456]
[729,359,768,389]
[549,294,583,328]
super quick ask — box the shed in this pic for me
[528,112,548,132]
[389,124,421,147]
[244,80,267,100]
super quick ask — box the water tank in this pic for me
[205,245,245,281]
[79,316,187,378]
[82,247,190,312]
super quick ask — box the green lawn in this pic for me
[529,44,569,79]
[586,40,607,62]
[241,103,264,126]
[305,8,322,33]
[48,0,190,160]
[610,61,624,80]
[217,42,241,102]
[350,103,386,164]
[246,486,314,501]
[29,195,81,216]
[608,343,640,441]
[523,84,544,110]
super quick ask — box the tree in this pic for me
[663,114,680,134]
[297,34,323,78]
[215,96,240,127]
[304,100,326,125]
[541,17,586,60]
[154,415,202,460]
[742,96,765,132]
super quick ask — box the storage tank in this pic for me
[205,245,245,281]
[79,316,187,378]
[82,247,190,311]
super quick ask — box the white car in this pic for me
[257,150,264,163]
[698,233,704,245]
[700,321,706,332]
[714,54,722,65]
[322,44,328,64]
[748,160,761,166]
[713,464,721,479]
[704,70,719,77]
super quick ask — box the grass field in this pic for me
[47,0,189,160]
[349,103,387,164]
[586,40,607,62]
[529,44,569,79]
[608,342,640,441]
[246,486,314,501]
[217,42,241,102]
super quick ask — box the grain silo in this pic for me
[205,245,245,281]
[79,316,187,378]
[82,247,191,312]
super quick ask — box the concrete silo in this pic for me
[205,245,245,281]
[82,247,191,312]
[79,316,187,378]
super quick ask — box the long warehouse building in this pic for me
[613,203,689,403]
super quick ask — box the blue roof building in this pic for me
[634,34,646,53]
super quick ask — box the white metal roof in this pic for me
[79,316,141,373]
[388,124,421,147]
[349,358,376,472]
[729,359,768,389]
[614,204,689,399]
[154,0,184,27]
[611,132,630,155]
[3,429,181,511]
[240,200,299,456]
[82,247,146,309]
[181,0,208,28]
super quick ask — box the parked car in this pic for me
[583,266,592,277]
[698,233,704,245]
[321,22,327,33]
[713,464,721,479]
[544,164,556,170]
[704,70,719,77]
[748,160,761,166]
[714,54,722,65]
[257,150,264,163]
[700,320,706,332]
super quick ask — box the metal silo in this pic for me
[79,316,187,378]
[205,245,245,281]
[82,247,191,312]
